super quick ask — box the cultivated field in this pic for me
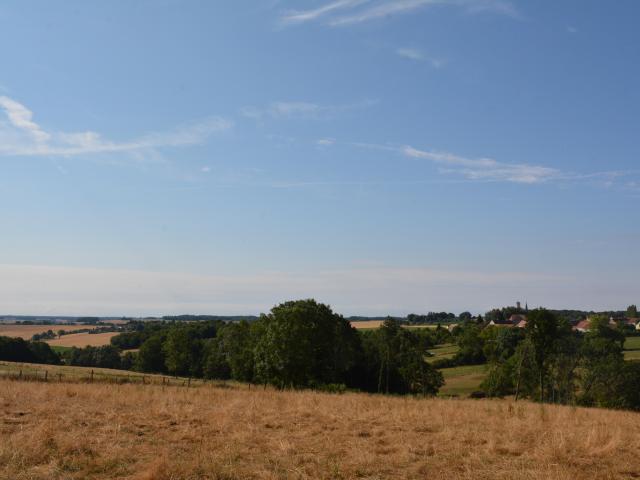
[45,332,119,348]
[350,321,442,330]
[1,374,640,480]
[0,324,94,340]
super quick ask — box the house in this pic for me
[573,319,591,333]
[509,314,527,328]
[488,318,515,328]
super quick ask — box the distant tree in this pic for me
[627,305,638,318]
[454,323,485,365]
[459,311,472,321]
[136,334,166,373]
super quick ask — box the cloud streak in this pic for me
[280,0,519,27]
[403,146,560,184]
[0,96,233,158]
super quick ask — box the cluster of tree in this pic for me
[162,315,259,322]
[406,312,457,324]
[31,330,57,341]
[63,345,135,370]
[77,317,101,325]
[469,310,640,410]
[0,336,60,364]
[121,300,444,395]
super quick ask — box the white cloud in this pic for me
[281,0,369,24]
[316,137,336,146]
[396,48,444,68]
[280,0,518,27]
[567,26,578,34]
[0,96,233,158]
[0,95,51,143]
[396,47,424,61]
[403,146,560,184]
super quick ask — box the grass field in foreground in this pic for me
[0,361,217,388]
[2,377,640,480]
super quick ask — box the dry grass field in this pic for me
[0,324,95,340]
[2,375,640,480]
[45,332,119,348]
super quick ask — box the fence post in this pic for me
[90,370,94,383]
[19,370,23,380]
[44,371,48,382]
[58,373,62,382]
[187,377,191,388]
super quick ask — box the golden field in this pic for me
[0,324,94,340]
[2,375,640,480]
[45,332,119,348]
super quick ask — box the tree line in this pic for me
[445,310,640,409]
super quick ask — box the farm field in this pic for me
[439,364,487,397]
[624,337,640,361]
[45,332,120,348]
[350,321,444,330]
[427,343,459,362]
[2,374,640,480]
[0,324,95,340]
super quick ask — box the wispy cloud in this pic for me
[280,0,368,25]
[280,0,519,27]
[0,96,233,158]
[403,146,560,184]
[316,137,336,146]
[241,99,376,121]
[396,47,445,67]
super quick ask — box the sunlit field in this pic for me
[0,324,95,340]
[2,374,640,480]
[45,332,119,348]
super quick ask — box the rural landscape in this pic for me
[3,301,640,478]
[2,1,640,479]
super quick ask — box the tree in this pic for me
[459,311,472,321]
[578,315,626,408]
[525,309,559,402]
[253,299,359,389]
[627,305,638,318]
[136,334,166,373]
[454,323,485,365]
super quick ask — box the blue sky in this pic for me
[0,0,638,316]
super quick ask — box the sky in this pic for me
[0,0,639,317]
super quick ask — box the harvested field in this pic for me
[1,375,639,480]
[350,321,443,330]
[0,324,94,340]
[350,320,384,329]
[45,332,119,348]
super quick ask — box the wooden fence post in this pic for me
[187,377,191,388]
[90,370,94,383]
[44,371,48,382]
